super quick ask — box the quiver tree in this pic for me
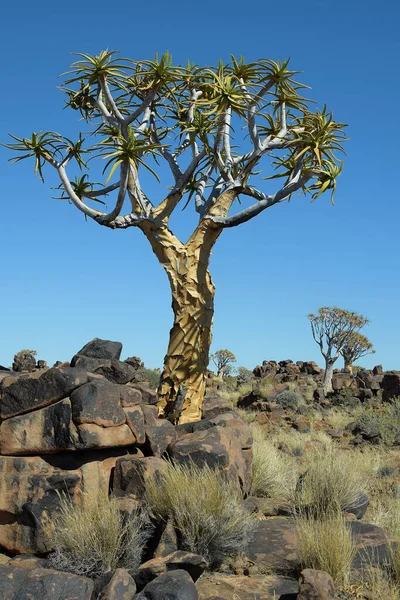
[5,51,347,423]
[211,349,236,378]
[340,331,375,373]
[308,307,369,394]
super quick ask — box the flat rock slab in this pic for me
[0,367,87,419]
[196,575,299,600]
[0,399,79,455]
[0,565,94,599]
[0,455,82,554]
[351,521,392,568]
[71,379,126,427]
[244,518,301,575]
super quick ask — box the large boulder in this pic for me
[142,405,176,456]
[77,423,135,450]
[71,379,126,427]
[135,551,207,589]
[99,568,137,600]
[0,456,81,553]
[112,456,166,500]
[0,366,88,419]
[136,569,198,600]
[382,372,400,402]
[71,355,136,385]
[0,399,79,455]
[169,424,251,493]
[196,575,299,600]
[0,565,94,600]
[124,406,146,444]
[244,518,300,576]
[73,337,123,361]
[298,569,335,600]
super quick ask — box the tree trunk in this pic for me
[344,360,353,374]
[140,220,222,423]
[322,359,335,395]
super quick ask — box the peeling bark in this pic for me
[140,221,222,423]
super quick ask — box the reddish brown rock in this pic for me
[196,575,299,600]
[0,399,79,455]
[99,568,137,600]
[136,551,207,589]
[244,518,300,575]
[0,456,81,554]
[209,411,253,449]
[0,565,94,599]
[169,425,250,493]
[0,366,88,419]
[298,569,335,600]
[77,423,135,450]
[120,386,143,406]
[71,379,125,427]
[124,406,146,444]
[112,456,166,500]
[382,372,400,402]
[142,405,176,456]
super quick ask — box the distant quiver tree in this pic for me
[5,51,347,422]
[340,331,375,374]
[308,307,369,394]
[211,349,236,378]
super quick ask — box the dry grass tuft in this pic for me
[250,425,298,500]
[46,490,149,578]
[296,511,357,585]
[145,461,256,568]
[294,446,373,517]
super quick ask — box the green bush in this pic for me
[134,367,161,389]
[275,390,305,411]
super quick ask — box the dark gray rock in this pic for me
[0,565,94,599]
[74,337,122,360]
[142,405,176,456]
[0,367,88,419]
[71,379,125,427]
[99,567,136,600]
[136,570,198,600]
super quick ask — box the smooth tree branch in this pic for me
[99,75,124,123]
[207,172,313,228]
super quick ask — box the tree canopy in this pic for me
[5,50,347,233]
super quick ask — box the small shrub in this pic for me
[145,461,256,568]
[134,367,161,389]
[251,426,298,500]
[296,512,357,585]
[235,408,257,424]
[273,429,332,457]
[46,490,150,578]
[356,567,400,600]
[324,407,352,431]
[257,375,282,399]
[353,400,400,446]
[275,390,305,411]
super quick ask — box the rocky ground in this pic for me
[0,340,400,599]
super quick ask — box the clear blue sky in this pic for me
[0,0,399,371]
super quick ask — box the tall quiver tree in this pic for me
[308,307,369,394]
[340,332,375,373]
[5,51,347,423]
